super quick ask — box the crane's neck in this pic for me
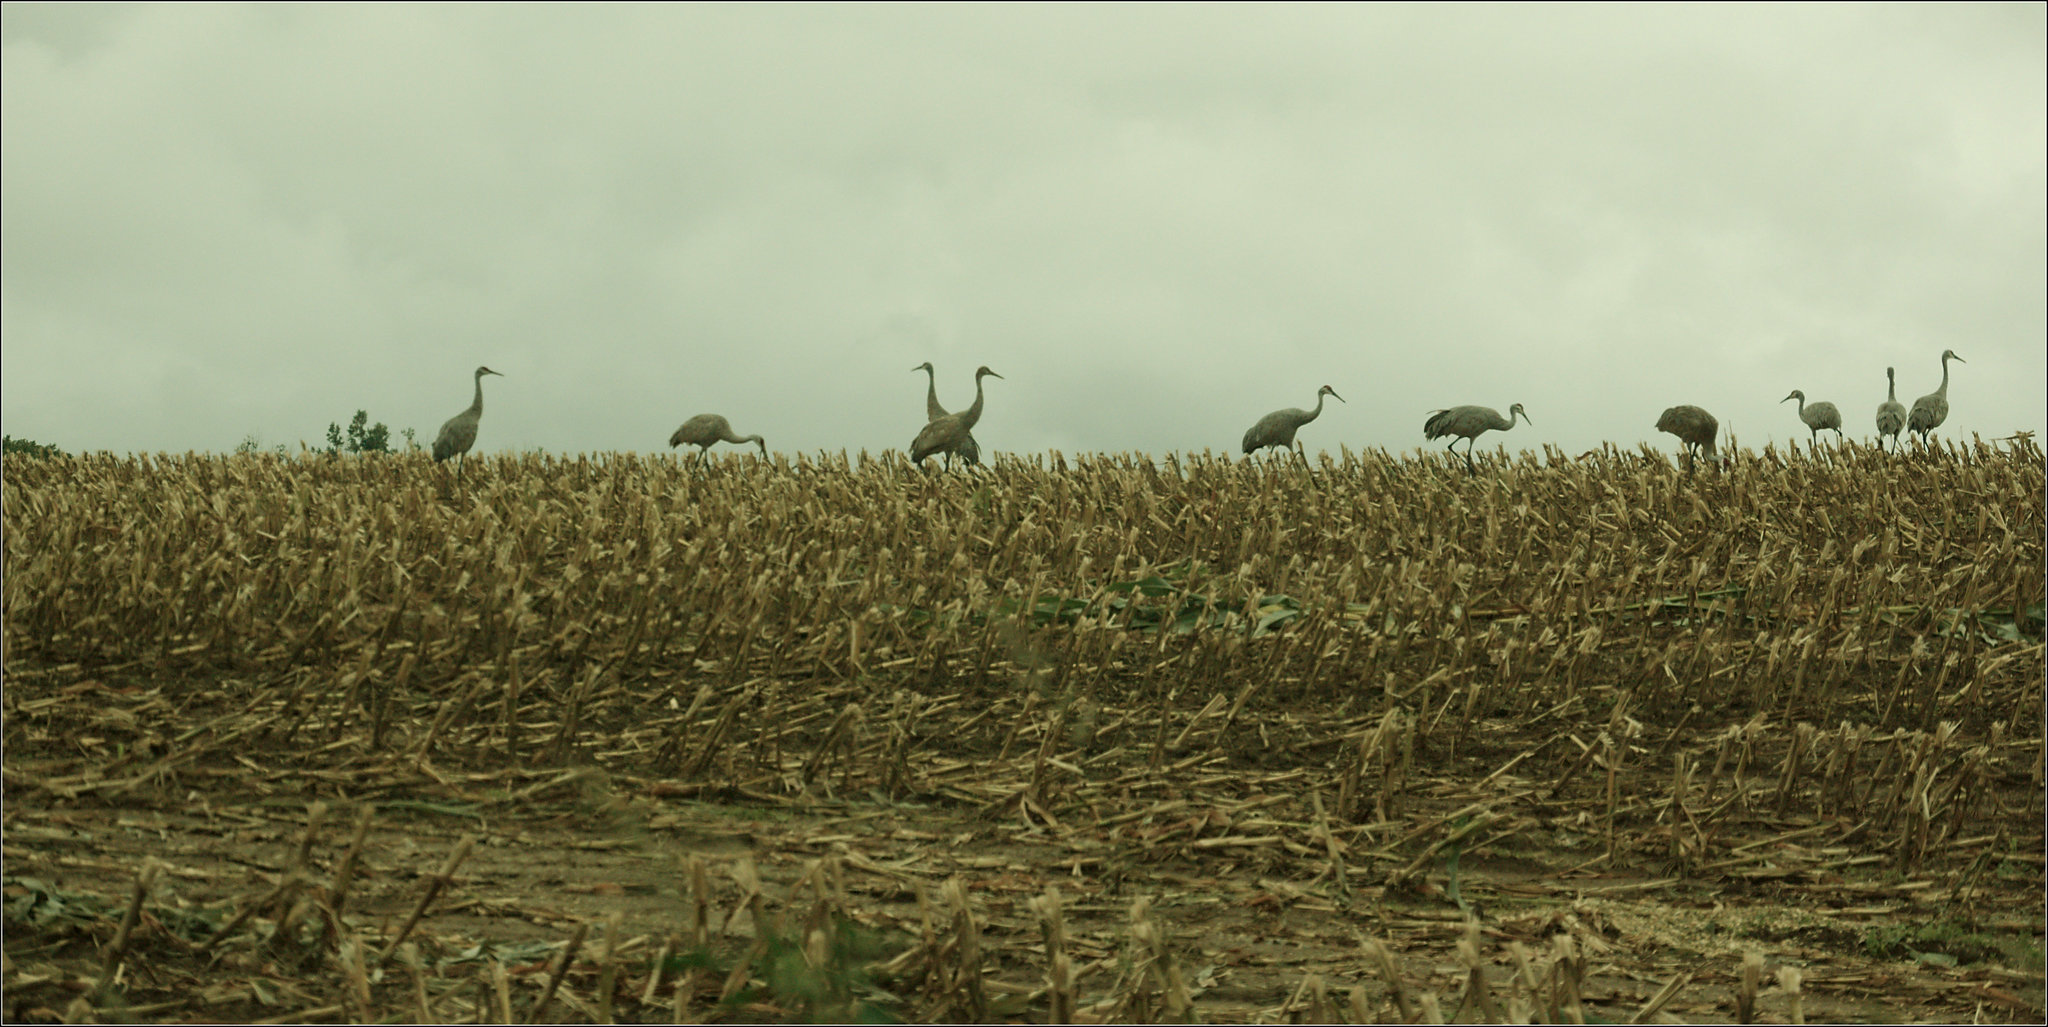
[960,373,989,429]
[923,368,946,419]
[1887,371,1897,402]
[470,373,486,415]
[1304,391,1325,423]
[1937,354,1952,395]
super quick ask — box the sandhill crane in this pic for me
[1907,349,1965,444]
[669,414,765,469]
[1875,368,1906,452]
[1242,385,1343,463]
[1423,403,1529,473]
[433,366,503,482]
[913,362,981,470]
[1781,390,1843,444]
[911,366,1001,466]
[1656,405,1719,471]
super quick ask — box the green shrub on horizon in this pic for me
[2,436,63,459]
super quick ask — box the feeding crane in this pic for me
[1656,405,1720,472]
[1423,403,1530,473]
[669,414,765,469]
[1242,385,1343,463]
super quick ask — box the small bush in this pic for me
[325,411,396,455]
[2,436,63,459]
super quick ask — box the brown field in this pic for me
[3,440,2043,1023]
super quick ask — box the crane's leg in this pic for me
[1293,442,1311,472]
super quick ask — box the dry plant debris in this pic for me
[3,440,2043,1023]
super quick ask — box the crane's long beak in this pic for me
[1331,391,1346,403]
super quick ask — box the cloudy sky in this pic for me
[4,4,2042,461]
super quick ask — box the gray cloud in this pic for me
[4,4,2041,459]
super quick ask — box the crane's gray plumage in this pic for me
[1781,390,1842,444]
[912,366,1000,465]
[1907,349,1964,443]
[669,414,765,468]
[1242,385,1343,459]
[432,365,502,481]
[1875,367,1906,452]
[913,362,981,469]
[1656,405,1719,471]
[951,432,981,468]
[1422,402,1529,472]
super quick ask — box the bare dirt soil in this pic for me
[5,650,2042,1024]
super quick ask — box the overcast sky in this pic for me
[4,4,2043,461]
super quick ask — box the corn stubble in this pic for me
[4,439,2042,1022]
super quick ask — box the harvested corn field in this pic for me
[4,442,2043,1023]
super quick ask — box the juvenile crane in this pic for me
[1781,390,1843,444]
[911,365,1001,466]
[1242,385,1343,462]
[1907,349,1965,444]
[912,362,981,469]
[1423,402,1530,473]
[1656,405,1719,471]
[1875,368,1907,452]
[432,365,503,483]
[669,414,766,469]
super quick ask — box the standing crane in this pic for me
[1422,402,1530,473]
[1907,349,1965,445]
[1656,405,1719,472]
[1242,385,1343,463]
[911,366,1001,466]
[432,365,503,483]
[1780,390,1843,444]
[912,362,981,469]
[1875,368,1906,452]
[669,414,766,469]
